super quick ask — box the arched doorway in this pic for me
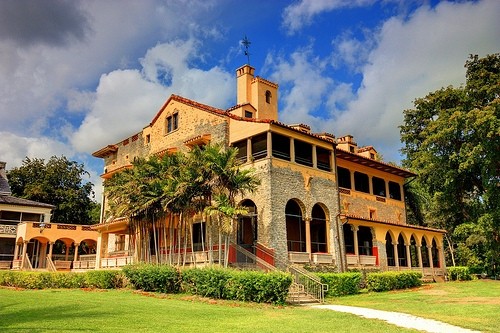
[397,234,407,267]
[385,232,395,266]
[410,235,419,267]
[237,199,258,255]
[432,238,440,268]
[286,200,305,252]
[311,204,327,253]
[358,226,373,256]
[421,237,430,267]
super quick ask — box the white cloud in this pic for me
[72,39,234,154]
[0,132,73,169]
[282,0,375,34]
[266,48,334,128]
[328,0,500,161]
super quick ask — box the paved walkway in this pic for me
[312,304,481,333]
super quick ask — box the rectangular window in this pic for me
[316,147,331,171]
[145,134,151,144]
[389,181,402,200]
[271,133,290,161]
[294,139,313,167]
[166,113,179,134]
[337,167,351,189]
[232,140,247,163]
[192,222,206,251]
[372,176,386,197]
[244,110,253,118]
[251,133,267,160]
[354,171,370,193]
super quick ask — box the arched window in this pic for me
[265,90,272,104]
[237,200,258,254]
[397,234,407,266]
[311,204,327,253]
[285,200,305,252]
[385,232,395,266]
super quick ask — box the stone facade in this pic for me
[93,64,446,275]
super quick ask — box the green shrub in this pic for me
[181,267,231,299]
[365,271,422,292]
[317,272,362,296]
[85,270,125,289]
[122,264,181,293]
[224,270,292,304]
[0,271,86,289]
[447,266,473,281]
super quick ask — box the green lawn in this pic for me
[327,279,500,332]
[0,288,417,333]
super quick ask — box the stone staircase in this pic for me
[287,282,322,305]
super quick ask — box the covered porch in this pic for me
[11,221,98,271]
[341,215,446,277]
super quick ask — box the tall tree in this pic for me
[7,156,98,224]
[400,53,500,274]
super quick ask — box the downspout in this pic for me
[333,142,346,272]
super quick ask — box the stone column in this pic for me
[21,241,28,269]
[73,243,80,262]
[393,242,399,268]
[428,246,434,269]
[406,243,412,268]
[312,145,317,169]
[351,225,359,264]
[13,242,20,260]
[246,138,252,162]
[438,246,445,269]
[266,131,272,158]
[290,138,295,162]
[304,217,311,257]
[64,244,70,261]
[48,242,54,259]
[95,232,103,269]
[417,245,423,268]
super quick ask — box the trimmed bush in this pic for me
[316,272,362,296]
[0,270,126,289]
[122,263,181,293]
[365,271,422,292]
[447,266,473,281]
[181,267,232,299]
[181,267,292,304]
[85,270,125,289]
[224,270,292,304]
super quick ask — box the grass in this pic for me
[327,279,500,332]
[0,288,417,333]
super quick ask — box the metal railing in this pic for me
[46,256,57,272]
[230,241,276,272]
[288,264,328,304]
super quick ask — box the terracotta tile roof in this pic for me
[357,145,376,153]
[342,213,446,233]
[336,147,416,178]
[150,94,226,126]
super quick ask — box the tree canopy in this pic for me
[104,144,260,265]
[400,53,499,275]
[7,156,99,225]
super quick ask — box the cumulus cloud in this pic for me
[71,39,234,154]
[328,0,500,160]
[0,132,73,169]
[0,0,90,47]
[266,48,334,128]
[282,0,375,34]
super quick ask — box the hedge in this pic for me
[316,272,362,296]
[365,271,422,292]
[0,270,124,289]
[122,263,181,293]
[447,266,473,281]
[181,267,292,304]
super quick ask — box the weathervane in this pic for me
[241,35,251,64]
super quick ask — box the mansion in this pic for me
[91,64,446,276]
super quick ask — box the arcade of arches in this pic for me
[342,217,445,271]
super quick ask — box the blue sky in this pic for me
[0,0,498,202]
